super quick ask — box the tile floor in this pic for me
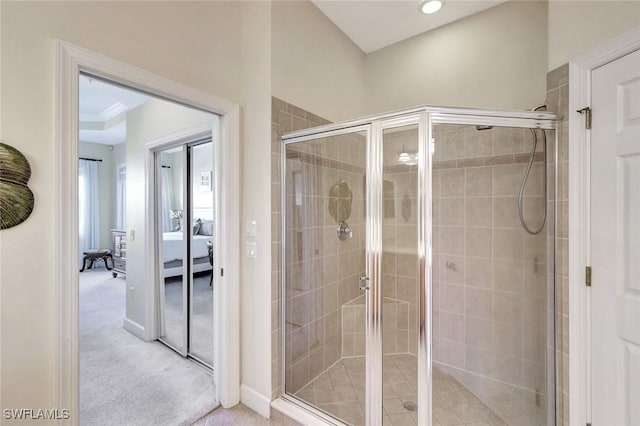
[191,404,286,426]
[294,354,545,426]
[194,354,546,426]
[192,404,306,426]
[439,364,546,426]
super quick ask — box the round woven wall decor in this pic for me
[0,143,34,230]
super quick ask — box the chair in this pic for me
[80,249,113,272]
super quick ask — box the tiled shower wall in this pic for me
[272,97,332,399]
[271,87,570,423]
[430,124,549,398]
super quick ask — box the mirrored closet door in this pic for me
[156,138,215,369]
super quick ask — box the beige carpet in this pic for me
[79,268,217,426]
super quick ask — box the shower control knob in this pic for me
[337,221,353,241]
[359,276,370,291]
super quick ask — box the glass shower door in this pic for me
[380,120,422,425]
[283,127,369,426]
[429,122,555,426]
[281,108,556,426]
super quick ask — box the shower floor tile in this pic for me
[294,354,522,426]
[437,363,546,426]
[296,354,545,426]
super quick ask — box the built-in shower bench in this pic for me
[341,295,412,357]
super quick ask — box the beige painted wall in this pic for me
[0,0,256,417]
[3,0,640,421]
[240,0,274,405]
[271,0,367,122]
[271,0,640,118]
[112,143,127,174]
[365,1,548,114]
[271,1,553,119]
[548,0,640,70]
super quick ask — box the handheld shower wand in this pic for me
[518,104,548,235]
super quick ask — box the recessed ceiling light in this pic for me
[419,0,443,14]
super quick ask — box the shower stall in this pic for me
[280,106,557,426]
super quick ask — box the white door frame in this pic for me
[54,40,241,424]
[568,26,640,426]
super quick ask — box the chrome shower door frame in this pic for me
[280,124,377,425]
[280,105,558,426]
[367,120,383,426]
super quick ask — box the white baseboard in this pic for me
[240,384,271,419]
[123,317,146,341]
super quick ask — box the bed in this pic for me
[162,217,214,278]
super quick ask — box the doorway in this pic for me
[56,40,241,425]
[77,74,220,425]
[156,139,216,369]
[281,107,558,425]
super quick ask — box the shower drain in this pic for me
[402,401,417,412]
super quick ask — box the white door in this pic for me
[591,48,640,425]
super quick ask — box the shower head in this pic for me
[475,125,493,131]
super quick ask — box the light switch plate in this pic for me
[246,241,257,258]
[246,220,257,237]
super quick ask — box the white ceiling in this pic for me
[312,0,509,53]
[79,75,150,145]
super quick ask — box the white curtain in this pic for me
[79,159,101,262]
[161,167,173,232]
[116,164,126,230]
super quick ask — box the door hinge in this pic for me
[577,106,592,129]
[586,266,592,287]
[220,268,224,277]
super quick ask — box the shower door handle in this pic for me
[359,276,370,291]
